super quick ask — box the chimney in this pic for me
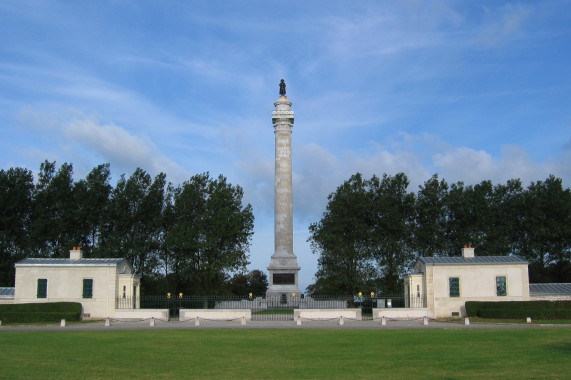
[70,247,83,260]
[461,244,475,258]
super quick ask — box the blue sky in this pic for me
[1,1,570,291]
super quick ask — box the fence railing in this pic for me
[116,294,424,312]
[116,294,426,320]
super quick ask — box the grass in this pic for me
[0,328,570,379]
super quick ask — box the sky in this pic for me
[1,1,570,292]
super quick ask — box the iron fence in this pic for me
[116,294,422,320]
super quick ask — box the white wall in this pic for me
[426,264,530,318]
[14,265,118,318]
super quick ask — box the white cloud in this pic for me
[18,109,190,182]
[290,135,571,224]
[433,144,571,187]
[433,147,494,183]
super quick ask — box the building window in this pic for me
[496,276,507,296]
[37,279,47,298]
[83,279,93,299]
[449,277,460,297]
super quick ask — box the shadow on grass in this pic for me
[544,342,571,353]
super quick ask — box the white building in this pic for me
[403,245,570,318]
[12,247,141,319]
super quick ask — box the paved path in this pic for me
[1,318,570,331]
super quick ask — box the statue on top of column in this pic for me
[279,79,286,96]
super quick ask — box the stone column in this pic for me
[266,80,301,299]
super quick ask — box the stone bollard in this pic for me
[381,316,387,326]
[195,317,200,326]
[296,316,301,326]
[0,320,2,326]
[423,316,428,326]
[105,317,110,327]
[150,317,155,327]
[339,316,344,326]
[241,316,246,326]
[526,317,532,323]
[465,317,470,325]
[60,319,66,327]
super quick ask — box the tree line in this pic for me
[0,161,267,295]
[308,173,570,296]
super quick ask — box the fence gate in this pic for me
[251,296,295,321]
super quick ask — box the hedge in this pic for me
[465,301,571,319]
[0,302,82,323]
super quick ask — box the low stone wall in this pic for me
[374,308,433,320]
[180,309,252,321]
[294,309,362,320]
[113,309,169,320]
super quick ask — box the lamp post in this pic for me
[371,292,375,317]
[167,292,171,318]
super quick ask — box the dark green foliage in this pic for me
[309,171,570,294]
[227,269,269,296]
[518,176,571,282]
[163,173,254,294]
[29,161,78,258]
[308,174,380,295]
[0,167,34,286]
[414,174,448,257]
[0,162,254,295]
[0,302,82,323]
[309,173,416,295]
[465,301,571,319]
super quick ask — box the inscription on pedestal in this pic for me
[273,273,295,285]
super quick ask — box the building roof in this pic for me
[529,283,571,296]
[15,257,126,267]
[417,255,528,266]
[0,287,15,297]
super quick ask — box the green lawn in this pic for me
[0,328,569,379]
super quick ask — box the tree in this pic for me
[481,179,524,257]
[101,168,166,278]
[164,173,208,293]
[165,173,254,294]
[308,174,376,295]
[519,176,571,282]
[227,269,268,296]
[248,269,269,296]
[368,173,416,294]
[413,174,448,258]
[29,161,78,258]
[73,163,112,256]
[0,167,34,286]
